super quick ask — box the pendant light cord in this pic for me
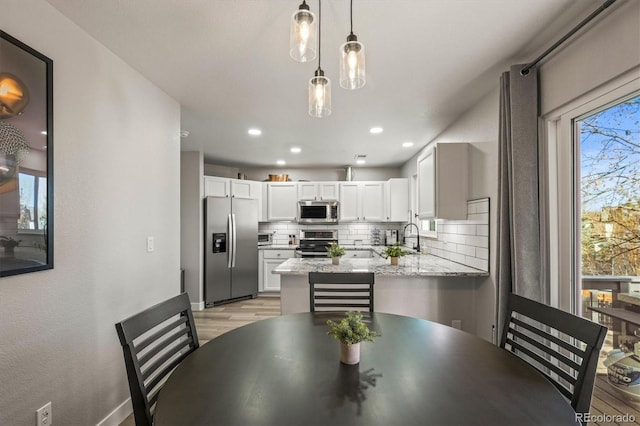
[350,0,354,35]
[317,0,322,72]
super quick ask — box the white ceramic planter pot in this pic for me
[332,257,340,265]
[340,342,360,364]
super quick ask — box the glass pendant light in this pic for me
[290,0,317,62]
[309,0,331,117]
[339,0,366,90]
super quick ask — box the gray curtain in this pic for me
[496,64,546,341]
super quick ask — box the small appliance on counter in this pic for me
[385,230,398,245]
[258,232,273,246]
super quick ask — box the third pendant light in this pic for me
[339,0,366,90]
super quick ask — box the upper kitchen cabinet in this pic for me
[339,182,385,222]
[385,178,409,222]
[417,143,468,220]
[297,182,339,201]
[267,182,298,221]
[204,176,260,199]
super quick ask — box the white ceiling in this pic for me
[45,0,599,168]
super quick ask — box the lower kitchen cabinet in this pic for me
[260,249,295,292]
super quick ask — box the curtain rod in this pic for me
[521,0,617,75]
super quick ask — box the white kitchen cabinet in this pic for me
[261,249,295,292]
[361,182,385,221]
[339,182,361,221]
[417,143,468,220]
[339,182,385,222]
[204,176,230,197]
[298,182,339,201]
[267,182,298,221]
[384,178,409,222]
[204,176,259,200]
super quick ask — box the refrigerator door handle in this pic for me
[227,213,233,268]
[231,213,237,268]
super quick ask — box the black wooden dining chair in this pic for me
[500,292,607,416]
[115,293,199,426]
[309,272,375,312]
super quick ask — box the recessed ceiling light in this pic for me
[276,160,286,165]
[402,141,414,148]
[180,130,189,138]
[369,127,383,134]
[290,147,301,153]
[40,131,47,135]
[248,128,262,136]
[356,159,366,165]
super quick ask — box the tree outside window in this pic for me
[579,94,640,276]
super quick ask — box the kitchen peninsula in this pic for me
[273,254,488,333]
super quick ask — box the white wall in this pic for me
[0,1,182,425]
[181,151,204,308]
[401,90,499,341]
[539,0,640,116]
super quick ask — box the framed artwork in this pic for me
[0,31,53,277]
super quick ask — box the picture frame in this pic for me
[0,31,53,277]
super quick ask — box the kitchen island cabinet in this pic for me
[273,256,487,333]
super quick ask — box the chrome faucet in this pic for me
[403,222,420,252]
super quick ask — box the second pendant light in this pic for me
[309,0,331,117]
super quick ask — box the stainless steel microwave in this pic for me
[298,201,339,224]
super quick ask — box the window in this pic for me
[546,73,639,314]
[17,169,47,232]
[578,94,640,277]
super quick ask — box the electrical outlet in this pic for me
[146,236,154,253]
[452,320,462,330]
[36,401,52,426]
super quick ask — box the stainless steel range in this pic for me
[295,230,338,258]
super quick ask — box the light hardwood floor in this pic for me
[119,296,281,426]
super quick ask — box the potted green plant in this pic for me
[0,236,21,257]
[327,242,346,265]
[327,311,379,364]
[383,242,406,265]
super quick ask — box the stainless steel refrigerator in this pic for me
[204,196,258,306]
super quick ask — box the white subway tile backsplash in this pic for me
[466,256,488,271]
[450,252,466,264]
[477,225,489,236]
[443,233,466,244]
[442,224,458,233]
[465,235,488,248]
[456,244,475,257]
[457,224,477,235]
[476,247,489,260]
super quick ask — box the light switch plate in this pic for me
[146,236,154,252]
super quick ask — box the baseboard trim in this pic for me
[192,300,205,311]
[96,398,132,426]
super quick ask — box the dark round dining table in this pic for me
[154,312,579,426]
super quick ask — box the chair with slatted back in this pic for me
[115,293,199,426]
[309,272,375,312]
[500,293,607,416]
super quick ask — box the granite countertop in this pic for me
[272,255,488,277]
